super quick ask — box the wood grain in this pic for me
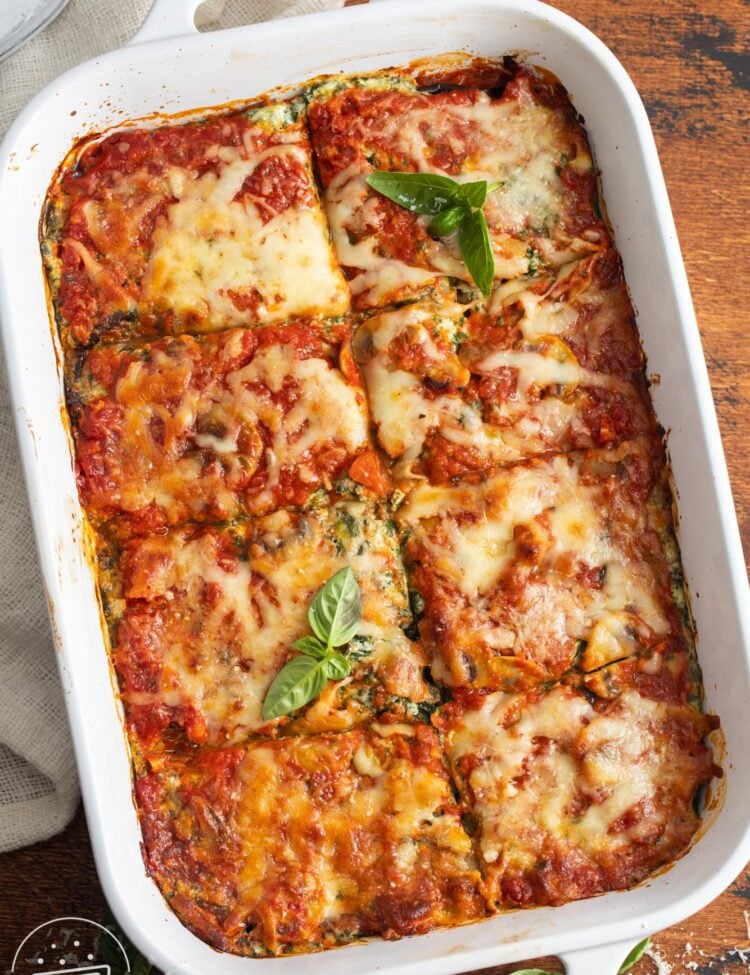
[1,0,747,972]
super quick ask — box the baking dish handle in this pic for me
[559,939,647,975]
[129,0,370,45]
[128,0,202,45]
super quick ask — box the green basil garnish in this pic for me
[323,652,351,680]
[262,566,361,720]
[291,635,328,659]
[366,170,499,296]
[365,171,462,215]
[506,936,652,975]
[458,208,495,300]
[262,655,329,720]
[456,178,499,208]
[618,937,651,973]
[429,206,465,237]
[308,564,361,647]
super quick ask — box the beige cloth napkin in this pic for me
[0,0,345,854]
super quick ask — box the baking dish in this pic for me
[0,0,749,972]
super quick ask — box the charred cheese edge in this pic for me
[136,724,484,955]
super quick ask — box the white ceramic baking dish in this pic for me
[1,1,748,972]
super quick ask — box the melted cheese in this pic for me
[398,445,670,686]
[448,684,710,884]
[418,464,562,599]
[475,347,623,396]
[386,92,570,217]
[118,503,423,743]
[326,165,444,304]
[450,687,593,866]
[488,264,580,336]
[360,300,473,466]
[357,288,643,480]
[219,726,479,950]
[97,334,369,523]
[224,344,368,509]
[139,144,350,327]
[576,690,664,839]
[320,84,599,300]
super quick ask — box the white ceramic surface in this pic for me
[1,2,749,974]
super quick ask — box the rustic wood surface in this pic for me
[1,0,748,972]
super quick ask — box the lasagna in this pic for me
[136,724,484,955]
[43,100,350,348]
[308,65,607,310]
[438,650,718,908]
[396,439,689,691]
[353,249,656,482]
[102,500,435,748]
[69,321,371,534]
[42,54,719,958]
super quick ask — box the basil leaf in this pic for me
[102,910,152,975]
[262,655,329,719]
[456,180,489,208]
[366,171,460,215]
[429,205,466,237]
[323,652,351,680]
[619,937,651,973]
[292,635,328,659]
[458,208,495,297]
[133,957,153,975]
[308,566,362,648]
[367,169,498,291]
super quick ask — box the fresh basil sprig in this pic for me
[366,170,500,297]
[506,936,652,975]
[458,208,494,298]
[617,937,652,973]
[262,566,361,720]
[102,909,152,975]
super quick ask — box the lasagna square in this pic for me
[70,321,373,535]
[44,100,350,347]
[353,249,655,482]
[104,500,436,747]
[136,724,484,955]
[397,440,690,690]
[439,650,718,909]
[308,65,608,310]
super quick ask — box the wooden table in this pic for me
[1,0,747,971]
